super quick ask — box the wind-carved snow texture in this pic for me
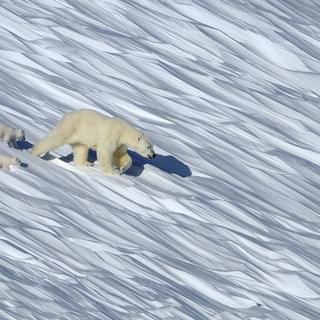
[0,0,320,319]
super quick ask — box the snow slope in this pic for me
[1,0,320,319]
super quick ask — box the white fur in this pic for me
[0,124,25,147]
[32,109,155,175]
[0,154,20,171]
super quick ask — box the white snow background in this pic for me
[0,0,320,319]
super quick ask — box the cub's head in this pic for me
[135,134,156,159]
[13,157,21,165]
[15,129,25,141]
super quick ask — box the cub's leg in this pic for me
[3,132,14,147]
[72,144,89,167]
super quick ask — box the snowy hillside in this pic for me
[1,0,320,319]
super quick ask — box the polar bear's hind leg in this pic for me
[72,144,89,167]
[32,118,75,156]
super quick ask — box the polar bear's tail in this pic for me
[32,115,75,156]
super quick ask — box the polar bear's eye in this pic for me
[138,137,141,141]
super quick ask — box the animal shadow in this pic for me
[15,140,33,151]
[15,140,74,163]
[125,150,192,177]
[7,140,31,167]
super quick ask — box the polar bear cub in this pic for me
[0,124,25,147]
[32,109,155,175]
[0,154,21,171]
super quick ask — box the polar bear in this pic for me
[0,124,25,147]
[31,109,156,175]
[0,154,21,171]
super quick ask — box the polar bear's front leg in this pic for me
[112,145,132,174]
[119,155,132,174]
[97,143,119,175]
[72,144,89,167]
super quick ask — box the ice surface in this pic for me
[0,1,320,319]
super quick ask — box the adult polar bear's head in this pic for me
[124,127,156,159]
[136,134,156,159]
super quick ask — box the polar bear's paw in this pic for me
[119,166,128,175]
[101,167,120,176]
[74,161,94,168]
[112,151,132,175]
[118,158,133,175]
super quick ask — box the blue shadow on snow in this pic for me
[15,140,33,151]
[125,150,191,178]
